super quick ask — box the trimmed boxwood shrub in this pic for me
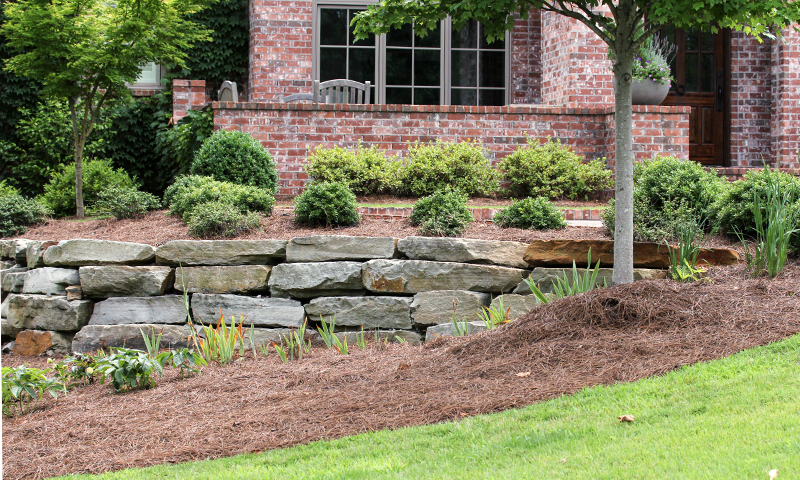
[40,159,137,217]
[0,184,51,237]
[190,129,278,193]
[304,144,401,195]
[602,156,726,242]
[410,189,473,237]
[91,186,162,220]
[293,182,360,227]
[164,175,275,221]
[493,197,567,230]
[186,200,262,238]
[397,141,499,197]
[499,138,613,200]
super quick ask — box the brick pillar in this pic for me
[510,11,543,104]
[172,80,212,122]
[771,28,800,168]
[540,12,614,105]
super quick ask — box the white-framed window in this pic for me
[129,61,164,90]
[313,3,511,105]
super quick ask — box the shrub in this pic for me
[186,201,262,238]
[190,129,278,193]
[40,159,136,217]
[304,144,400,195]
[499,138,613,200]
[397,141,499,197]
[164,175,275,221]
[493,197,567,230]
[91,186,162,220]
[293,182,360,227]
[0,191,51,237]
[410,189,473,237]
[94,348,163,393]
[602,156,726,242]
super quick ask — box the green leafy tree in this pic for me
[2,0,212,217]
[354,0,800,284]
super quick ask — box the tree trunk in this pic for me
[611,3,637,285]
[74,139,85,218]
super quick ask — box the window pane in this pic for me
[451,51,477,87]
[386,87,412,104]
[416,24,440,48]
[320,47,347,81]
[414,49,441,87]
[349,48,375,84]
[479,51,504,87]
[387,23,412,47]
[137,62,158,84]
[320,9,347,46]
[685,52,698,91]
[685,27,698,51]
[452,20,478,49]
[700,54,713,92]
[700,30,714,52]
[452,88,477,106]
[386,49,412,85]
[480,24,504,49]
[414,88,440,105]
[479,89,505,106]
[349,10,374,47]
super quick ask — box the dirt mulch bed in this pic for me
[4,263,800,480]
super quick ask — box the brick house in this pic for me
[171,3,800,196]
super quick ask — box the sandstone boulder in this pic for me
[89,296,187,325]
[1,315,21,338]
[26,240,58,269]
[155,240,287,266]
[7,294,93,332]
[425,321,487,341]
[397,236,529,268]
[79,266,173,298]
[72,324,191,353]
[305,296,413,329]
[362,259,528,294]
[286,235,397,262]
[409,290,491,326]
[269,262,365,298]
[44,239,155,267]
[13,330,73,356]
[191,294,305,328]
[22,267,80,295]
[174,265,271,294]
[2,271,27,294]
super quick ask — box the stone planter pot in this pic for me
[631,79,671,105]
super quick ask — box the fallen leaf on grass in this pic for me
[560,458,567,464]
[515,371,531,377]
[618,415,635,422]
[769,469,779,479]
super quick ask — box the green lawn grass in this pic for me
[57,335,800,480]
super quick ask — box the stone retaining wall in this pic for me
[1,236,673,356]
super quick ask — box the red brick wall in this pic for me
[214,102,688,196]
[510,11,542,104]
[771,28,800,168]
[173,80,212,122]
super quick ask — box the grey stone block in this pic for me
[410,290,491,326]
[269,262,365,298]
[174,265,271,294]
[156,240,287,266]
[79,266,174,298]
[286,235,397,262]
[397,236,529,268]
[22,267,80,295]
[89,296,188,325]
[72,324,191,353]
[362,259,528,294]
[44,239,155,266]
[7,294,93,332]
[305,296,413,329]
[425,321,487,341]
[191,294,305,328]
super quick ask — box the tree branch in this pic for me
[541,0,613,45]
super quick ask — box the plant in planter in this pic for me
[610,34,675,105]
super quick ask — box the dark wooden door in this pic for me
[660,27,728,166]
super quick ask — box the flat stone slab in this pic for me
[7,294,93,332]
[72,324,191,353]
[362,259,528,294]
[26,240,58,269]
[516,267,668,294]
[425,321,487,341]
[286,235,397,262]
[89,296,187,325]
[44,239,155,267]
[156,240,287,266]
[269,262,365,298]
[309,329,423,345]
[174,265,271,294]
[13,330,73,356]
[79,266,174,298]
[191,294,305,328]
[491,294,543,321]
[305,296,413,329]
[2,271,27,294]
[22,267,80,295]
[523,239,740,269]
[410,290,491,326]
[398,236,529,269]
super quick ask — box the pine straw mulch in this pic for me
[4,263,800,480]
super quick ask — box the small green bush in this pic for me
[40,159,136,217]
[91,186,162,220]
[293,182,360,227]
[304,144,401,195]
[0,192,51,237]
[493,197,567,230]
[190,129,278,193]
[410,189,473,237]
[164,175,275,221]
[499,138,613,200]
[602,156,726,242]
[397,141,499,197]
[186,201,262,238]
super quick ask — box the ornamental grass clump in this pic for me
[293,181,360,227]
[492,197,567,230]
[410,189,473,237]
